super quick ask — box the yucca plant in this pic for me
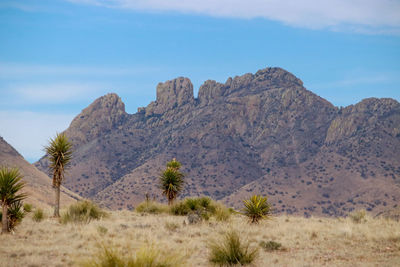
[7,201,25,230]
[242,195,271,224]
[45,133,72,217]
[159,159,184,205]
[0,167,27,233]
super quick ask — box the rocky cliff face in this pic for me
[35,67,400,216]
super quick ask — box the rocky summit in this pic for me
[35,67,400,216]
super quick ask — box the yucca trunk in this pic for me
[54,185,60,217]
[1,204,8,234]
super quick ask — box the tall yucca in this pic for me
[45,133,72,217]
[159,159,184,205]
[242,195,271,224]
[0,167,26,233]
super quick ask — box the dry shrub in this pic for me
[135,201,169,214]
[208,230,258,266]
[61,200,107,224]
[82,244,185,267]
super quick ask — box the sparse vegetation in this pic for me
[23,203,33,213]
[135,200,168,214]
[159,159,184,205]
[82,244,185,267]
[259,240,282,251]
[170,197,231,221]
[61,200,107,224]
[242,195,271,224]
[0,166,27,233]
[349,209,367,223]
[45,133,73,217]
[33,208,45,222]
[208,230,258,266]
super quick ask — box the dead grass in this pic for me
[1,209,399,266]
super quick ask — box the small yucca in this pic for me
[242,195,271,224]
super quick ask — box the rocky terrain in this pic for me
[0,137,79,208]
[34,67,400,216]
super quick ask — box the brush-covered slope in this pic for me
[35,67,400,216]
[0,136,79,208]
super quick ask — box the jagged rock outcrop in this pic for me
[65,93,127,145]
[145,77,194,116]
[35,67,400,216]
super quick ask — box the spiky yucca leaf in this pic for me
[242,195,271,224]
[0,167,26,206]
[159,168,184,205]
[166,158,181,170]
[45,133,72,187]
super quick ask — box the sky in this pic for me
[0,0,399,163]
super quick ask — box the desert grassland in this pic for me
[1,209,400,267]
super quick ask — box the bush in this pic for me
[82,244,185,267]
[242,195,271,224]
[208,230,258,266]
[349,209,367,223]
[135,201,169,214]
[61,200,107,224]
[23,203,33,213]
[259,240,282,251]
[170,197,231,221]
[33,208,45,222]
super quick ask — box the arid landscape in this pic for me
[1,206,400,267]
[1,1,400,266]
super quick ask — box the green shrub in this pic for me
[61,200,107,224]
[33,208,45,222]
[349,209,367,224]
[23,203,33,213]
[242,195,271,224]
[259,241,282,251]
[170,197,231,221]
[208,230,258,266]
[135,201,169,214]
[82,244,185,267]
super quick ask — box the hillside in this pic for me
[35,67,400,216]
[0,136,79,208]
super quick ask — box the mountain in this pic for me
[35,67,400,216]
[0,136,79,208]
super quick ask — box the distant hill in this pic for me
[0,136,79,208]
[35,67,400,216]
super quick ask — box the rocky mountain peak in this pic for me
[65,93,127,144]
[146,77,194,115]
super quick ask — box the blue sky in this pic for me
[0,0,399,162]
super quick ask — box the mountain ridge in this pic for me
[34,67,400,216]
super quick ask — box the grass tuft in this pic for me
[23,203,33,213]
[349,209,367,224]
[135,201,169,214]
[82,244,185,267]
[32,208,45,222]
[208,230,258,266]
[61,200,107,224]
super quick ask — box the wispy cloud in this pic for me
[0,111,75,162]
[67,0,400,34]
[0,62,161,78]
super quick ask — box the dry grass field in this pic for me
[1,207,400,267]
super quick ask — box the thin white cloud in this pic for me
[67,0,400,34]
[1,82,110,104]
[0,111,75,162]
[0,62,160,78]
